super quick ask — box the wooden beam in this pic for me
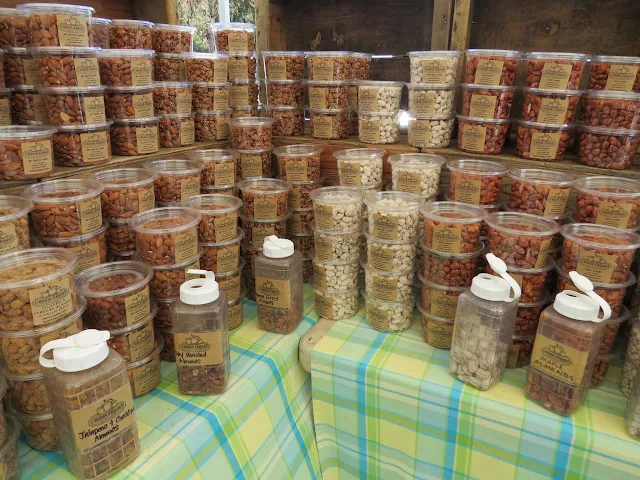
[431,0,454,50]
[165,0,178,25]
[451,0,473,51]
[255,0,271,52]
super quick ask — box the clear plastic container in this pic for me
[153,82,193,115]
[560,223,640,284]
[110,117,159,156]
[289,232,314,258]
[310,108,349,139]
[406,83,456,115]
[0,126,56,180]
[19,3,94,48]
[421,201,486,254]
[288,207,314,235]
[200,228,244,273]
[108,19,152,49]
[262,51,305,81]
[4,47,39,88]
[143,250,203,298]
[195,110,230,142]
[126,335,163,397]
[446,158,507,205]
[153,297,175,329]
[306,51,351,81]
[358,110,400,144]
[151,23,195,54]
[419,271,466,316]
[52,122,112,168]
[407,113,455,148]
[508,168,575,217]
[464,49,521,86]
[3,368,49,414]
[521,87,583,123]
[39,86,106,125]
[192,82,230,110]
[590,352,614,387]
[356,80,403,113]
[456,115,510,154]
[227,51,257,81]
[306,79,349,110]
[0,415,19,478]
[312,222,360,262]
[146,159,202,203]
[417,302,455,348]
[184,53,229,83]
[461,84,515,119]
[231,104,261,118]
[185,194,241,243]
[514,296,549,338]
[236,148,272,179]
[154,53,186,82]
[386,153,442,199]
[106,217,135,253]
[346,52,371,80]
[264,79,303,106]
[89,17,110,48]
[334,148,384,188]
[238,178,289,220]
[9,399,58,451]
[229,79,259,107]
[230,117,273,150]
[365,294,414,332]
[97,49,154,87]
[310,186,365,232]
[623,313,640,396]
[313,258,359,290]
[274,144,322,182]
[22,178,103,237]
[588,55,640,92]
[0,195,31,254]
[240,213,289,248]
[201,184,239,197]
[577,125,640,170]
[421,242,484,287]
[30,47,100,88]
[515,120,575,161]
[92,168,156,219]
[365,231,417,273]
[107,302,157,362]
[597,307,629,356]
[486,258,554,306]
[507,335,535,369]
[408,51,461,85]
[10,85,46,124]
[524,52,589,89]
[209,22,256,53]
[36,221,108,273]
[158,327,175,361]
[365,191,421,240]
[314,286,359,320]
[266,105,305,136]
[582,90,640,130]
[575,176,640,229]
[363,262,415,303]
[158,113,195,148]
[288,178,324,209]
[0,8,28,48]
[186,149,236,187]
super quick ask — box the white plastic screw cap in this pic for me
[263,235,294,258]
[470,253,522,302]
[180,269,219,305]
[553,271,612,322]
[39,330,111,372]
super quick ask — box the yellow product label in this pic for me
[216,116,230,140]
[419,58,449,83]
[429,291,459,318]
[267,59,287,80]
[22,58,40,87]
[338,161,362,186]
[229,85,249,106]
[176,91,193,114]
[461,124,487,153]
[138,186,155,212]
[539,62,573,89]
[288,213,302,234]
[132,93,154,118]
[411,91,436,115]
[0,224,19,254]
[348,85,358,107]
[359,118,381,143]
[69,384,135,451]
[0,98,10,126]
[308,87,328,109]
[256,277,291,309]
[314,234,333,262]
[507,343,520,369]
[228,31,248,53]
[132,360,160,396]
[254,197,277,219]
[56,14,89,47]
[175,331,224,366]
[32,94,46,122]
[372,213,399,240]
[453,176,481,205]
[468,94,498,118]
[216,244,239,273]
[543,188,570,217]
[314,291,333,317]
[79,197,102,234]
[605,64,638,91]
[313,263,327,289]
[180,177,200,200]
[431,224,462,253]
[82,95,106,124]
[408,119,430,146]
[123,286,151,326]
[21,139,53,176]
[530,334,590,386]
[252,224,274,247]
[289,185,301,208]
[80,131,109,163]
[426,318,454,348]
[174,228,198,263]
[595,201,633,229]
[474,59,504,86]
[228,302,242,329]
[576,249,617,284]
[368,244,393,272]
[537,98,569,124]
[529,132,561,160]
[372,276,398,302]
[396,170,422,195]
[312,58,335,81]
[534,239,552,269]
[180,118,195,145]
[29,277,74,326]
[228,57,249,80]
[367,304,389,331]
[214,162,235,187]
[69,242,102,273]
[240,154,262,178]
[136,126,159,154]
[219,274,241,300]
[212,88,230,111]
[131,59,152,86]
[285,158,308,182]
[213,60,229,83]
[128,321,154,361]
[314,204,333,230]
[73,57,100,87]
[313,115,333,139]
[358,88,379,112]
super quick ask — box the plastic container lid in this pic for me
[91,167,156,188]
[210,22,256,31]
[154,81,192,89]
[237,177,289,195]
[195,110,231,116]
[486,211,559,237]
[508,168,575,186]
[408,51,462,58]
[334,148,386,161]
[387,153,445,171]
[153,23,196,32]
[553,271,611,321]
[405,83,456,91]
[125,334,163,371]
[273,144,323,158]
[364,191,421,212]
[417,270,469,291]
[191,82,230,88]
[40,329,111,372]
[524,52,590,61]
[97,49,155,58]
[133,248,204,269]
[155,53,185,59]
[363,229,418,246]
[574,176,640,198]
[446,158,508,176]
[200,228,244,247]
[0,125,56,140]
[560,223,640,250]
[522,87,585,96]
[466,49,521,58]
[263,235,294,258]
[239,212,291,224]
[590,55,640,65]
[586,90,640,101]
[265,105,304,111]
[144,158,203,175]
[180,269,219,304]
[75,261,152,299]
[579,124,640,136]
[408,112,456,121]
[0,248,78,291]
[555,264,636,289]
[130,206,201,233]
[347,52,373,59]
[230,78,259,85]
[90,17,110,24]
[22,178,103,204]
[461,83,516,92]
[186,148,237,163]
[306,51,352,57]
[262,51,305,57]
[303,79,350,87]
[310,107,350,114]
[18,3,95,15]
[420,200,487,224]
[456,114,511,125]
[56,122,112,134]
[184,194,242,214]
[111,19,153,27]
[228,51,257,58]
[112,117,159,126]
[309,186,365,204]
[183,52,229,60]
[29,46,101,56]
[106,85,155,94]
[36,221,107,246]
[104,301,158,337]
[356,80,404,88]
[229,117,273,127]
[159,113,195,121]
[0,195,32,221]
[471,253,521,301]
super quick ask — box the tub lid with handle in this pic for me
[554,271,611,322]
[470,253,522,302]
[39,330,111,372]
[180,269,219,304]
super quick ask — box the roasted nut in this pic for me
[110,118,159,156]
[307,52,350,81]
[192,82,229,110]
[407,114,455,148]
[274,144,322,182]
[184,195,241,243]
[216,261,243,302]
[521,87,581,123]
[158,113,195,148]
[583,91,640,130]
[109,20,152,49]
[5,47,40,87]
[238,178,289,219]
[20,3,93,48]
[422,202,485,254]
[588,56,640,92]
[507,335,535,369]
[456,115,510,154]
[515,121,573,161]
[186,148,236,187]
[154,54,186,82]
[0,9,29,48]
[0,126,56,180]
[153,82,192,115]
[508,168,575,217]
[306,80,348,109]
[194,110,230,142]
[146,159,202,203]
[315,286,359,320]
[576,125,640,170]
[210,23,256,53]
[153,297,175,329]
[407,83,455,115]
[88,17,110,48]
[158,327,175,361]
[359,111,400,144]
[514,299,547,337]
[366,191,420,241]
[107,304,156,362]
[145,252,202,298]
[419,273,465,316]
[229,79,259,107]
[227,52,257,80]
[365,296,414,332]
[524,52,588,89]
[263,51,304,80]
[105,86,154,120]
[201,184,238,197]
[97,49,154,87]
[5,373,50,414]
[37,222,108,273]
[126,336,163,397]
[290,233,314,258]
[10,87,46,124]
[40,86,106,125]
[32,47,101,88]
[236,148,272,179]
[421,243,483,287]
[230,117,273,150]
[17,412,60,451]
[311,108,349,139]
[288,208,313,235]
[591,355,613,387]
[464,50,520,86]
[289,179,324,209]
[266,80,304,106]
[447,158,507,206]
[346,52,372,81]
[106,218,136,253]
[199,230,243,273]
[574,176,640,229]
[92,167,156,219]
[0,196,31,254]
[231,104,261,118]
[461,84,515,119]
[240,214,289,247]
[151,24,194,54]
[185,53,228,83]
[53,122,111,167]
[267,106,304,136]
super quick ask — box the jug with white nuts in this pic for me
[449,253,521,390]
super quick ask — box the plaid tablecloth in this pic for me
[19,286,321,480]
[311,304,640,480]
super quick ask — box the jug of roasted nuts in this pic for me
[449,253,522,390]
[526,272,610,415]
[255,235,303,334]
[172,269,229,395]
[39,330,139,480]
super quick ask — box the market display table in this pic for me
[311,306,639,480]
[19,287,321,480]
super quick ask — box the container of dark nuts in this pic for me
[577,124,640,170]
[209,22,256,54]
[153,82,193,115]
[107,302,157,362]
[587,55,640,92]
[574,176,640,229]
[53,122,112,168]
[237,148,273,179]
[0,8,29,48]
[266,79,304,107]
[186,149,237,187]
[230,116,273,150]
[106,217,136,253]
[266,105,305,136]
[262,51,305,81]
[126,335,163,397]
[89,17,110,48]
[10,86,46,125]
[231,104,261,118]
[142,250,203,298]
[456,115,510,154]
[39,86,106,125]
[152,23,195,54]
[200,228,244,274]
[194,110,231,142]
[105,85,154,120]
[110,117,159,155]
[97,49,154,87]
[18,3,94,48]
[192,81,230,111]
[306,80,349,110]
[515,120,574,162]
[310,108,349,139]
[229,79,260,107]
[228,51,257,81]
[240,213,290,248]
[36,222,108,273]
[289,178,324,209]
[201,184,238,197]
[185,195,242,242]
[464,49,521,86]
[523,52,589,90]
[5,47,39,87]
[145,159,203,203]
[109,19,153,49]
[0,195,32,255]
[238,178,289,219]
[307,51,351,81]
[0,126,56,181]
[521,87,583,124]
[184,53,229,83]
[92,167,156,220]
[346,52,372,80]
[154,53,186,82]
[158,113,195,148]
[508,168,575,217]
[274,144,322,182]
[30,47,101,88]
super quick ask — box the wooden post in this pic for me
[165,0,177,25]
[451,0,473,50]
[255,0,271,52]
[431,0,454,50]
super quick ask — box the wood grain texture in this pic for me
[431,0,454,49]
[133,0,168,24]
[450,0,473,50]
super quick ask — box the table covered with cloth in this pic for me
[18,287,321,480]
[311,306,640,480]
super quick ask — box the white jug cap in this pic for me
[553,271,611,322]
[263,235,294,258]
[471,254,522,302]
[180,269,219,304]
[39,330,111,372]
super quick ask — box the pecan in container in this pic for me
[0,247,78,331]
[18,3,94,48]
[36,222,108,273]
[23,178,103,237]
[88,17,109,48]
[238,177,289,219]
[130,206,200,266]
[464,49,521,86]
[521,87,582,124]
[105,85,154,120]
[266,105,305,136]
[446,158,507,206]
[266,79,304,106]
[192,81,230,111]
[39,86,106,125]
[0,295,84,375]
[407,113,455,148]
[231,104,261,118]
[289,178,324,209]
[0,9,29,48]
[11,403,59,451]
[3,369,49,414]
[229,79,259,107]
[417,302,455,349]
[582,90,640,130]
[230,116,273,150]
[110,117,159,156]
[106,217,136,253]
[186,148,237,187]
[575,176,640,229]
[109,19,152,49]
[418,271,466,316]
[346,52,372,81]
[262,51,305,81]
[107,302,157,362]
[240,213,289,248]
[201,184,238,197]
[153,82,192,115]
[515,120,574,162]
[53,122,111,167]
[227,51,257,80]
[185,194,242,243]
[514,296,549,338]
[507,335,536,369]
[307,51,351,81]
[154,53,186,82]
[126,335,163,397]
[209,22,256,54]
[456,115,510,154]
[306,80,349,110]
[486,212,558,269]
[158,113,195,148]
[421,242,484,287]
[141,250,203,298]
[237,148,272,179]
[311,108,349,139]
[194,110,230,142]
[274,144,322,182]
[421,201,486,254]
[289,232,314,258]
[288,207,314,235]
[200,228,244,273]
[508,168,575,217]
[524,52,589,89]
[0,195,31,255]
[10,86,46,124]
[577,125,640,170]
[32,46,101,88]
[92,167,156,219]
[588,55,640,92]
[4,47,40,87]
[0,126,56,180]
[152,24,195,54]
[97,49,154,87]
[184,53,229,83]
[461,84,515,119]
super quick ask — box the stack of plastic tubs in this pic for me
[356,80,403,144]
[231,116,274,182]
[145,158,203,206]
[263,51,305,136]
[186,149,240,198]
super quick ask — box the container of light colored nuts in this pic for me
[36,221,108,273]
[126,335,163,397]
[200,228,243,274]
[109,19,152,49]
[421,241,485,287]
[238,178,289,220]
[19,3,94,47]
[365,294,415,332]
[105,85,154,120]
[39,86,106,125]
[141,250,202,298]
[0,195,31,255]
[92,167,156,220]
[312,222,361,262]
[184,194,242,243]
[237,148,273,179]
[265,79,304,106]
[194,110,231,142]
[314,285,359,320]
[312,257,359,290]
[97,49,154,87]
[464,49,521,86]
[421,201,486,254]
[334,148,384,188]
[358,111,400,144]
[407,113,455,148]
[229,79,260,107]
[9,401,59,451]
[53,122,112,168]
[446,158,508,206]
[107,302,157,362]
[209,22,256,54]
[145,159,202,203]
[240,213,290,248]
[388,153,444,198]
[456,115,511,154]
[408,51,461,85]
[154,53,186,82]
[574,176,640,229]
[357,80,403,113]
[363,262,415,303]
[406,83,456,115]
[310,108,349,140]
[186,149,237,187]
[230,117,273,150]
[110,117,159,156]
[310,186,365,232]
[365,191,421,241]
[0,126,56,180]
[364,230,417,273]
[262,51,305,81]
[274,144,322,182]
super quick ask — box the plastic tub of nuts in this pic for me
[588,55,640,92]
[228,51,257,81]
[577,125,640,170]
[312,222,360,262]
[39,86,106,125]
[130,207,200,266]
[110,117,159,156]
[274,144,322,182]
[346,52,372,80]
[153,82,192,115]
[266,105,305,136]
[146,159,202,203]
[516,120,575,161]
[364,231,417,273]
[184,53,229,83]
[310,108,349,140]
[23,178,103,237]
[288,208,314,235]
[289,178,324,209]
[158,327,174,361]
[10,402,58,451]
[3,369,49,414]
[107,302,157,362]
[201,184,238,197]
[0,296,85,375]
[461,84,515,119]
[421,201,486,254]
[97,49,154,87]
[108,19,152,49]
[485,257,554,306]
[200,229,243,273]
[334,148,384,187]
[408,51,461,84]
[591,352,615,388]
[365,294,415,332]
[30,47,101,88]
[560,223,640,284]
[193,81,230,108]
[185,195,241,242]
[106,217,135,253]
[154,53,186,82]
[0,196,31,255]
[210,22,255,53]
[89,17,110,48]
[265,80,304,106]
[228,289,244,330]
[456,115,510,154]
[154,297,175,329]
[0,247,79,331]
[313,258,359,290]
[4,47,39,88]
[290,233,314,258]
[240,213,290,248]
[421,242,484,287]
[230,117,273,150]
[406,83,456,116]
[508,168,575,217]
[126,335,163,397]
[507,335,535,369]
[18,3,94,47]
[238,178,289,219]
[158,113,195,148]
[310,186,365,232]
[356,80,403,113]
[574,176,640,229]
[417,303,454,348]
[514,296,549,337]
[262,51,305,80]
[407,113,455,148]
[229,79,259,107]
[231,104,261,118]
[36,222,107,273]
[0,8,28,48]
[105,85,154,120]
[446,158,508,206]
[582,90,640,130]
[418,271,466,316]
[521,87,583,123]
[52,122,111,167]
[365,191,421,241]
[217,259,244,302]
[464,49,521,86]
[358,111,400,144]
[186,149,236,187]
[0,126,56,181]
[363,263,415,303]
[194,110,231,142]
[92,167,156,219]
[599,308,630,356]
[142,250,203,298]
[307,51,351,81]
[523,52,589,89]
[237,148,272,179]
[388,153,444,199]
[10,86,46,124]
[314,285,359,320]
[152,24,195,54]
